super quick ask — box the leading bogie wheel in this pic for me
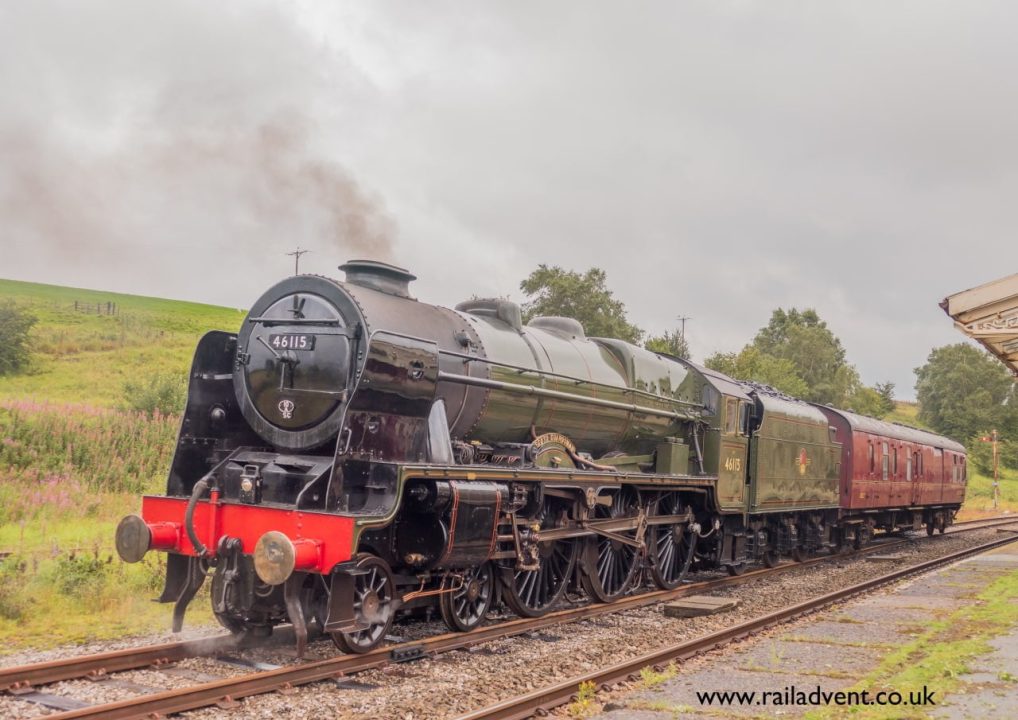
[213,611,251,635]
[440,562,495,632]
[331,554,395,654]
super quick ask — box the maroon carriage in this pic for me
[814,407,966,540]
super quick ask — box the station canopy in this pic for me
[941,273,1018,375]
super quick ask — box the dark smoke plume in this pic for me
[1,116,395,264]
[0,1,395,297]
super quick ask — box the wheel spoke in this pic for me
[536,563,548,605]
[523,568,537,607]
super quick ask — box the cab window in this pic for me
[724,398,739,435]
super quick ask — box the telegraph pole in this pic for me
[676,316,692,340]
[981,429,1001,509]
[286,247,310,275]
[993,428,1000,509]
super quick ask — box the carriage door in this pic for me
[910,450,922,505]
[934,448,944,502]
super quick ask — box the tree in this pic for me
[750,308,848,405]
[0,302,37,376]
[844,385,886,417]
[874,381,896,417]
[519,265,643,343]
[914,343,1015,442]
[704,307,896,415]
[704,346,810,398]
[645,330,690,359]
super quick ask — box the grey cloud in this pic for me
[2,1,1016,398]
[1,0,395,307]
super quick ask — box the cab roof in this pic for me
[676,360,752,402]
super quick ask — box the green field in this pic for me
[883,400,926,428]
[0,279,239,650]
[0,278,245,406]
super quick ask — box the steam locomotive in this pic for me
[116,260,966,656]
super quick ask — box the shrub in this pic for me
[969,436,1018,474]
[0,302,37,376]
[53,553,108,600]
[0,400,178,494]
[0,555,29,620]
[122,371,188,416]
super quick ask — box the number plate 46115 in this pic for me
[268,334,316,350]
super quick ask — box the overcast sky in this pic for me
[2,1,1016,399]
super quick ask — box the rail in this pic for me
[2,515,1014,718]
[455,532,1018,720]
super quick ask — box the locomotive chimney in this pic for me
[339,259,416,299]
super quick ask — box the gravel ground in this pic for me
[0,625,225,670]
[2,526,1015,720]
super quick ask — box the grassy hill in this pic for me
[884,400,925,428]
[0,279,243,649]
[0,278,245,406]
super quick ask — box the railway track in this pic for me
[2,515,1015,719]
[454,527,1018,720]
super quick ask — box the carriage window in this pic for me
[869,443,875,473]
[893,448,898,476]
[881,442,889,481]
[961,457,966,481]
[724,398,739,435]
[907,456,913,481]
